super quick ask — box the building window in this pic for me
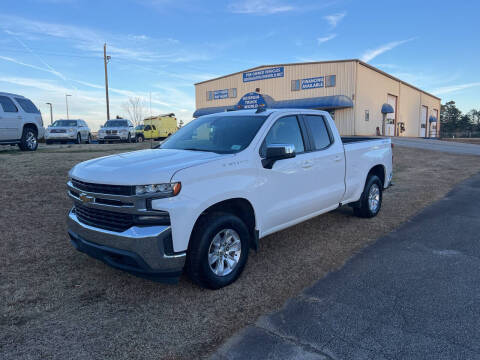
[229,88,237,98]
[291,79,300,91]
[207,91,213,101]
[325,75,336,87]
[365,110,369,121]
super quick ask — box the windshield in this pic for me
[160,114,269,154]
[135,125,144,130]
[52,120,77,127]
[105,120,128,127]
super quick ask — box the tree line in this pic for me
[441,101,480,137]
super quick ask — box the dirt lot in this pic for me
[1,143,480,360]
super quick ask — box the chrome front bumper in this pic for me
[66,180,186,281]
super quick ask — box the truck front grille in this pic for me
[74,204,134,232]
[51,129,67,133]
[72,178,134,196]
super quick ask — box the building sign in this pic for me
[213,89,229,99]
[243,67,284,82]
[301,76,324,89]
[237,92,266,109]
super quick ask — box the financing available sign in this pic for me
[243,67,284,82]
[301,76,324,89]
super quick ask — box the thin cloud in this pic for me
[229,0,294,14]
[317,34,336,44]
[361,38,416,62]
[430,82,480,95]
[324,12,346,28]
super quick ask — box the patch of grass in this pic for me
[1,145,479,360]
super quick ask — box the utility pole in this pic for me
[104,43,111,121]
[45,102,53,125]
[65,94,72,120]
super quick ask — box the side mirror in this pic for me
[262,144,295,169]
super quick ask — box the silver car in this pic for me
[45,119,91,144]
[98,118,135,143]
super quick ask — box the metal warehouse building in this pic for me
[194,59,441,137]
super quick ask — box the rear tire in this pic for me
[353,175,383,218]
[186,212,250,289]
[46,140,53,145]
[19,127,38,151]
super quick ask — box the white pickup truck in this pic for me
[67,109,392,289]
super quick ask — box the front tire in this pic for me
[76,133,81,144]
[127,133,131,143]
[86,134,92,144]
[186,212,250,289]
[136,135,144,143]
[353,175,383,218]
[19,127,38,151]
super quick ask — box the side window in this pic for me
[261,115,305,157]
[144,125,151,131]
[303,115,332,150]
[152,125,156,130]
[14,98,39,113]
[0,96,18,112]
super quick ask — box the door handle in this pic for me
[302,160,313,168]
[334,155,343,162]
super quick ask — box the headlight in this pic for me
[135,182,181,197]
[68,128,74,133]
[120,129,127,134]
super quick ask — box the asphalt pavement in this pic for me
[392,138,480,155]
[211,172,480,360]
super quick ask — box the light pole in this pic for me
[45,102,53,125]
[104,43,111,121]
[65,94,72,120]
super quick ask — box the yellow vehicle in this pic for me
[135,113,178,142]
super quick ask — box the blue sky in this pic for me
[0,0,478,130]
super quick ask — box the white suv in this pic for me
[45,119,92,144]
[0,92,44,151]
[98,118,135,143]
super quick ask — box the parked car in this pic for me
[0,92,44,151]
[97,118,135,143]
[136,114,178,142]
[45,119,91,144]
[67,109,393,289]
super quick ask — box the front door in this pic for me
[420,105,428,137]
[257,115,320,234]
[387,94,397,136]
[0,95,20,141]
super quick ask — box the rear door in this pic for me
[0,96,21,141]
[302,114,345,209]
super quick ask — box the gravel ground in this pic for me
[1,143,480,360]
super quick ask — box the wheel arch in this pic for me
[22,123,38,134]
[366,164,386,188]
[191,197,258,250]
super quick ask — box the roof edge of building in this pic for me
[194,59,441,101]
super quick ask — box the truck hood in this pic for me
[70,148,226,185]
